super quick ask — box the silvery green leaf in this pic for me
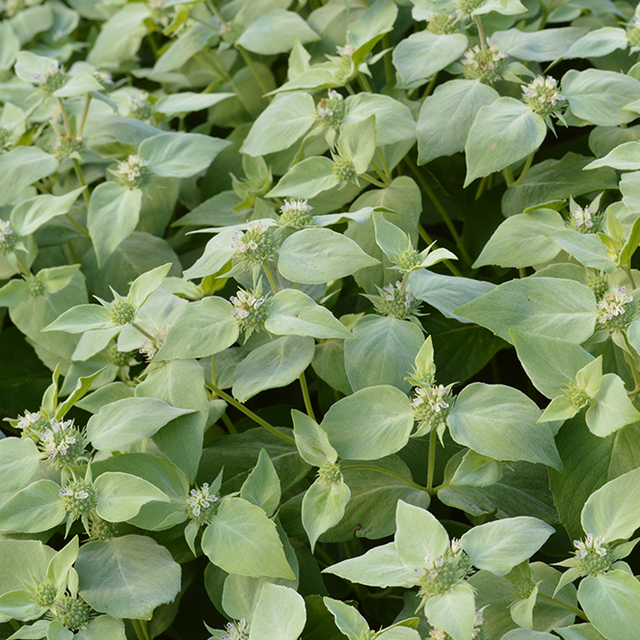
[249,584,306,640]
[0,438,40,492]
[564,27,628,60]
[0,479,65,533]
[302,479,350,551]
[155,92,234,115]
[0,147,58,208]
[11,188,85,236]
[292,409,338,467]
[423,584,475,640]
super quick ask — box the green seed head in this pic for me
[316,90,347,126]
[231,221,278,267]
[563,382,590,409]
[418,540,472,600]
[109,298,136,325]
[89,516,116,541]
[396,248,421,272]
[457,0,484,14]
[587,274,609,301]
[512,577,536,600]
[628,20,640,48]
[33,582,58,607]
[427,13,459,35]
[374,282,422,320]
[107,344,132,367]
[27,276,45,297]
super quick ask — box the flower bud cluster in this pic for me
[512,576,536,599]
[0,219,18,254]
[317,462,342,485]
[107,344,134,367]
[33,582,58,607]
[279,198,314,230]
[89,515,116,540]
[92,70,113,89]
[186,482,219,525]
[53,595,92,630]
[521,76,566,118]
[60,479,97,520]
[51,135,86,159]
[333,156,357,182]
[39,418,86,468]
[129,91,155,121]
[316,90,347,126]
[462,44,509,85]
[0,126,10,150]
[628,18,640,48]
[412,384,454,433]
[417,539,472,600]
[230,288,269,336]
[109,296,136,325]
[219,21,245,44]
[457,0,485,15]
[596,286,637,331]
[562,381,590,410]
[116,154,151,189]
[427,13,459,35]
[34,63,68,96]
[574,534,613,576]
[27,276,45,297]
[396,248,421,272]
[586,273,608,301]
[231,221,277,267]
[567,201,602,234]
[374,282,421,320]
[16,410,50,439]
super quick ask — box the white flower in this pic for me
[34,63,59,84]
[116,154,150,183]
[59,487,90,500]
[139,324,170,361]
[574,533,607,559]
[222,619,250,640]
[0,220,13,243]
[93,70,113,85]
[230,289,265,320]
[40,419,76,461]
[231,221,267,254]
[17,410,41,430]
[411,385,451,413]
[596,287,633,323]
[570,205,594,229]
[280,198,312,215]
[186,482,219,518]
[337,43,356,57]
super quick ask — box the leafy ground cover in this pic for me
[1,0,640,639]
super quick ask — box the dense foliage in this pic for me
[3,0,640,639]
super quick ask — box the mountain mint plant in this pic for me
[3,1,640,640]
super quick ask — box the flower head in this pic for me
[116,154,151,189]
[412,384,455,437]
[573,533,613,575]
[371,281,422,320]
[34,62,68,96]
[462,43,509,84]
[337,44,356,57]
[316,90,347,126]
[139,324,170,361]
[417,538,473,603]
[521,75,566,118]
[596,287,637,331]
[279,198,314,229]
[129,91,155,121]
[40,419,86,468]
[186,482,220,524]
[60,478,97,521]
[567,197,603,234]
[0,219,18,253]
[93,70,113,88]
[427,13,459,35]
[230,221,277,267]
[230,287,269,337]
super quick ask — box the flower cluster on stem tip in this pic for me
[521,76,566,118]
[16,410,49,438]
[230,288,269,336]
[186,482,219,525]
[52,595,92,630]
[412,384,454,435]
[139,324,169,361]
[279,198,314,229]
[462,44,509,84]
[373,281,421,319]
[51,134,86,159]
[427,13,459,35]
[39,419,86,468]
[562,381,590,410]
[316,90,347,126]
[574,534,613,576]
[34,63,68,95]
[628,17,640,48]
[222,619,251,640]
[109,295,137,325]
[596,287,637,331]
[116,154,151,189]
[567,199,602,233]
[0,219,18,253]
[60,479,97,521]
[231,221,277,266]
[129,91,155,121]
[417,538,473,601]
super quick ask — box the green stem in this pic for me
[357,73,373,92]
[132,619,151,640]
[513,152,535,187]
[299,370,316,420]
[67,239,79,264]
[15,254,32,278]
[71,160,91,208]
[65,211,89,237]
[9,620,20,631]
[361,173,388,189]
[417,224,463,277]
[623,332,640,392]
[263,261,279,293]
[78,95,92,136]
[205,381,296,444]
[205,0,225,22]
[519,267,527,279]
[236,45,271,97]
[341,464,428,493]
[426,429,437,495]
[376,148,392,182]
[381,34,393,85]
[221,412,237,434]
[536,593,589,621]
[422,73,438,98]
[132,322,156,342]
[406,162,472,266]
[206,50,233,82]
[474,15,487,53]
[57,98,91,209]
[502,166,515,188]
[625,264,637,290]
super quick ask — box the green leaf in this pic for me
[236,10,320,55]
[0,147,58,208]
[320,385,413,461]
[502,153,617,217]
[545,229,616,273]
[202,497,295,579]
[11,188,85,236]
[346,0,397,66]
[417,79,499,165]
[278,228,378,284]
[0,437,40,492]
[565,27,628,59]
[449,383,562,469]
[0,479,65,533]
[94,472,171,522]
[502,632,557,640]
[240,449,281,517]
[563,69,640,126]
[292,409,338,467]
[0,280,29,308]
[250,584,306,640]
[464,98,546,186]
[140,133,230,178]
[156,297,239,360]
[393,32,468,87]
[337,116,376,175]
[490,26,587,61]
[455,277,596,344]
[232,335,315,402]
[586,141,640,171]
[373,212,411,262]
[323,598,369,640]
[461,517,554,575]
[323,542,417,588]
[265,289,352,340]
[394,500,449,570]
[87,397,194,450]
[312,340,353,396]
[76,535,181,620]
[241,92,317,156]
[155,92,234,115]
[302,479,351,551]
[511,329,594,398]
[424,584,475,640]
[87,182,143,268]
[578,571,640,640]
[344,315,424,392]
[267,156,340,199]
[581,466,640,542]
[586,374,640,438]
